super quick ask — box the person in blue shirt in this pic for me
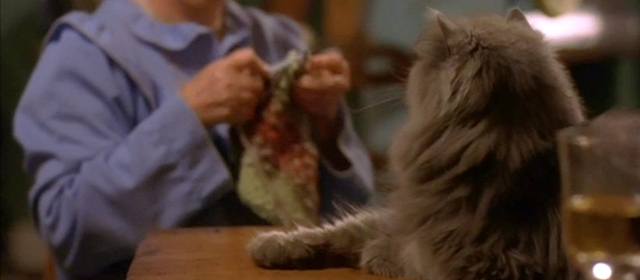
[13,0,375,279]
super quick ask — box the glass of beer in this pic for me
[557,110,640,280]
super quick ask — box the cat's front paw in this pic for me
[361,255,404,278]
[359,237,404,278]
[247,230,315,269]
[360,242,404,278]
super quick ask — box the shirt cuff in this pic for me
[318,98,372,176]
[317,101,375,211]
[142,93,212,161]
[319,120,356,179]
[145,93,234,201]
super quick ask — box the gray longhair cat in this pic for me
[247,7,586,280]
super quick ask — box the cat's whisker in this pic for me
[353,84,406,106]
[358,86,405,100]
[349,96,404,115]
[391,72,409,84]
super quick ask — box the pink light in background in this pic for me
[525,10,604,51]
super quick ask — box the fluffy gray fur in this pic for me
[248,8,586,280]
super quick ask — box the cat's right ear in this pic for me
[506,7,533,30]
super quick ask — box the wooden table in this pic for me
[127,227,392,280]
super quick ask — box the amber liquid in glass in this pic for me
[563,195,640,268]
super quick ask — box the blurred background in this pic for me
[1,0,638,279]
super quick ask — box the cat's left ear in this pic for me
[427,8,464,57]
[424,7,443,21]
[506,7,533,30]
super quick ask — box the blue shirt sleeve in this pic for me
[13,28,233,276]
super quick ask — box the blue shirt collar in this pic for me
[105,0,252,52]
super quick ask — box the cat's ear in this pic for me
[424,7,443,21]
[433,11,462,56]
[506,7,533,30]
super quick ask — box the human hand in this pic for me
[294,50,351,124]
[180,48,269,126]
[294,50,351,170]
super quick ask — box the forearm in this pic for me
[25,96,232,276]
[14,26,236,277]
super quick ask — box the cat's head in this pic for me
[405,8,584,130]
[390,8,586,182]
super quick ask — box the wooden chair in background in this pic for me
[43,256,56,280]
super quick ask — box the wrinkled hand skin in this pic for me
[293,50,351,131]
[179,48,269,126]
